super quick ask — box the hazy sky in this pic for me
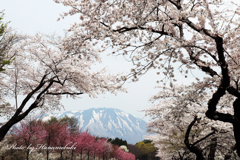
[0,0,203,122]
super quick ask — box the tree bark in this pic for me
[0,76,52,141]
[208,137,217,160]
[233,98,240,156]
[184,116,205,160]
[71,150,74,160]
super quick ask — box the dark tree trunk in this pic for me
[71,150,74,160]
[0,75,52,142]
[208,137,217,160]
[60,150,63,160]
[80,149,83,160]
[88,150,90,160]
[0,104,37,141]
[47,149,49,160]
[233,99,240,156]
[103,152,105,160]
[26,149,30,160]
[184,116,204,160]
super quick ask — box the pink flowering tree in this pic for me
[111,145,119,159]
[58,116,80,160]
[54,123,71,160]
[42,119,65,160]
[82,132,95,160]
[11,119,46,160]
[0,33,125,141]
[75,131,92,160]
[55,0,240,158]
[68,129,80,160]
[90,137,104,159]
[102,140,113,160]
[114,146,135,160]
[75,133,84,160]
[94,138,111,159]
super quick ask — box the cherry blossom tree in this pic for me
[110,145,119,158]
[75,131,91,160]
[82,132,95,160]
[55,0,240,158]
[54,123,71,160]
[102,140,113,160]
[114,146,135,160]
[68,132,79,160]
[58,116,80,159]
[144,84,236,159]
[11,119,46,160]
[91,138,106,159]
[0,33,124,141]
[42,119,62,160]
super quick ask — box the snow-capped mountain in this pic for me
[41,108,147,144]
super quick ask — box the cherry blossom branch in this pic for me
[0,74,50,141]
[205,36,231,119]
[192,131,215,147]
[186,48,219,77]
[184,116,204,160]
[168,0,182,10]
[181,17,217,39]
[14,74,48,117]
[184,36,235,124]
[183,45,219,63]
[46,92,83,95]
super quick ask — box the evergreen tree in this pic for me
[109,137,127,146]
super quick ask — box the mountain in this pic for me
[41,108,147,144]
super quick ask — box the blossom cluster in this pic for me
[10,119,135,160]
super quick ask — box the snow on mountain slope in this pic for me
[41,108,147,144]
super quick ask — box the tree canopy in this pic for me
[59,115,79,134]
[0,33,124,141]
[136,140,156,155]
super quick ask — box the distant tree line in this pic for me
[0,116,135,160]
[0,115,162,160]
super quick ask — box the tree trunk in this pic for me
[26,149,30,160]
[208,137,217,160]
[0,107,35,141]
[80,149,83,160]
[71,150,74,160]
[88,150,90,160]
[60,150,63,160]
[233,98,240,157]
[184,116,205,160]
[47,149,49,160]
[0,75,52,142]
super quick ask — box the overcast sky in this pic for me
[0,0,203,122]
